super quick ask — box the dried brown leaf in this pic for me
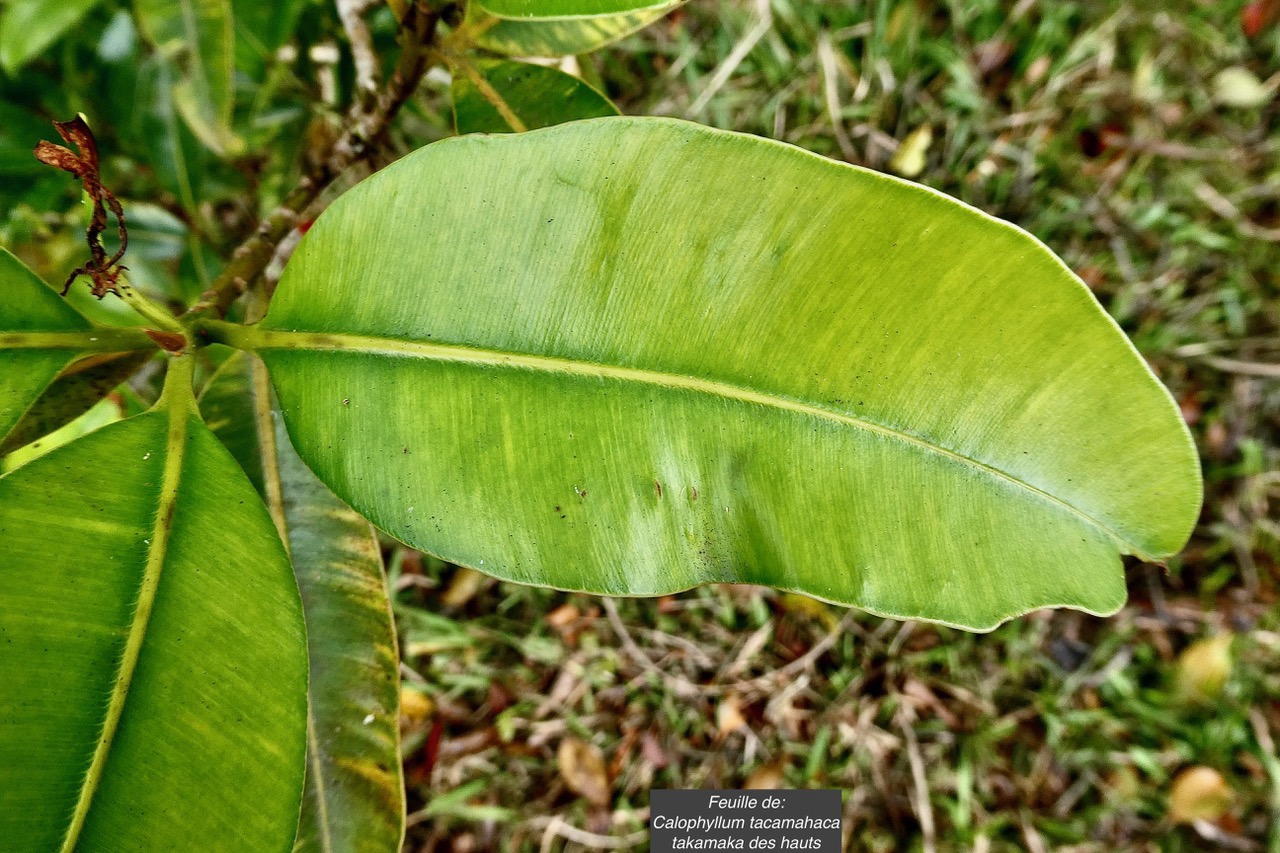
[716,694,748,736]
[744,757,786,790]
[547,603,580,632]
[557,737,611,807]
[34,116,128,298]
[1169,766,1233,824]
[441,567,486,607]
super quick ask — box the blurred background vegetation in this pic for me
[1,0,1278,850]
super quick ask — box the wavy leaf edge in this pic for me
[225,117,1202,632]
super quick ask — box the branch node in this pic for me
[179,3,441,322]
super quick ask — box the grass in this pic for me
[394,0,1280,850]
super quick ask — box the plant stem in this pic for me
[184,1,443,322]
[157,347,198,409]
[118,279,186,336]
[192,318,261,351]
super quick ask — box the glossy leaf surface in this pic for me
[200,353,406,852]
[468,0,680,56]
[0,249,91,442]
[0,249,151,447]
[250,118,1201,631]
[453,58,619,134]
[0,372,308,850]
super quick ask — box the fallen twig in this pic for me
[1199,356,1280,379]
[536,815,648,851]
[603,598,853,698]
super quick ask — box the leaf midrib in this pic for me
[231,324,1137,554]
[0,328,158,352]
[58,377,191,851]
[452,56,528,132]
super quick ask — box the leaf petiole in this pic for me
[0,326,158,352]
[116,277,187,340]
[192,317,261,352]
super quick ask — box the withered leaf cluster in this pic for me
[34,116,128,299]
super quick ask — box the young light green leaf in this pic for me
[0,363,308,851]
[0,248,153,446]
[452,57,619,134]
[230,0,305,77]
[466,0,681,56]
[134,0,240,155]
[200,353,406,853]
[0,0,106,74]
[130,54,211,215]
[232,117,1200,632]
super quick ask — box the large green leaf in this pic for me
[467,0,681,56]
[0,0,106,74]
[452,57,619,134]
[0,248,153,446]
[200,353,406,852]
[223,117,1200,631]
[0,359,308,850]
